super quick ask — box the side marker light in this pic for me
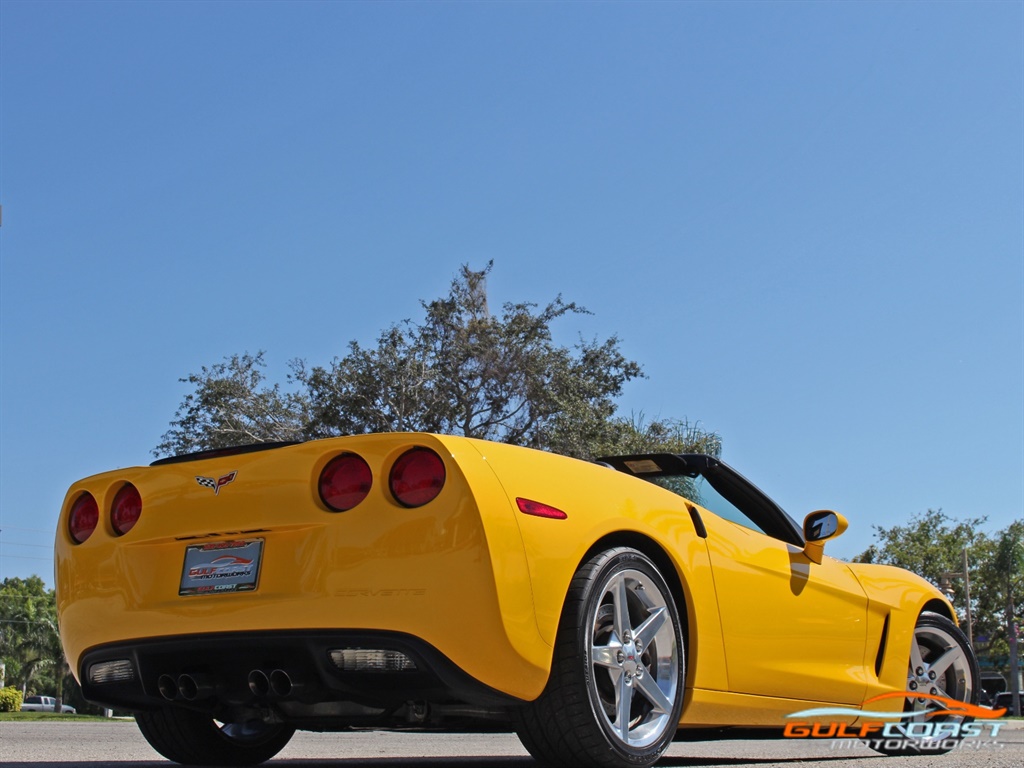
[516,498,568,520]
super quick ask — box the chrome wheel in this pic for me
[588,567,680,749]
[514,547,685,768]
[905,621,973,719]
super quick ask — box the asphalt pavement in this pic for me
[0,720,1021,767]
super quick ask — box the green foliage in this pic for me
[0,711,106,721]
[986,521,1024,595]
[0,577,63,698]
[852,509,989,593]
[296,263,643,455]
[155,352,306,456]
[0,686,23,712]
[975,521,1024,715]
[594,414,723,458]
[156,264,720,462]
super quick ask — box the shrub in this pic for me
[0,686,23,712]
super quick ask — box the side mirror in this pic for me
[802,510,848,564]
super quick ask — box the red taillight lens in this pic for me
[319,453,372,511]
[68,493,99,544]
[111,484,142,536]
[389,448,446,508]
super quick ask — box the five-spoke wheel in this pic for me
[515,547,685,768]
[870,611,979,756]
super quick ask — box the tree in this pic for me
[0,577,86,714]
[976,522,1024,716]
[295,264,642,455]
[157,264,719,462]
[592,414,723,458]
[155,352,306,457]
[851,509,989,601]
[0,577,61,697]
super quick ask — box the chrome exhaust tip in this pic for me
[177,673,213,701]
[269,669,292,697]
[248,669,270,697]
[157,674,179,701]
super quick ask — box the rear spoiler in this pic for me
[151,441,302,466]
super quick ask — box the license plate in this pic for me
[179,539,263,596]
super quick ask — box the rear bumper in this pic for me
[81,630,522,722]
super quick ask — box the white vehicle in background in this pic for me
[20,695,76,714]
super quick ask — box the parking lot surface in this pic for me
[0,720,1021,767]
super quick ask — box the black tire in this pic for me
[871,611,980,757]
[515,547,685,768]
[135,707,295,766]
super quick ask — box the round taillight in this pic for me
[389,448,446,508]
[319,453,372,511]
[111,484,142,536]
[68,493,99,544]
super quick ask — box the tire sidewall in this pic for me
[917,611,980,706]
[577,548,685,763]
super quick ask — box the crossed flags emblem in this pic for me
[195,471,237,495]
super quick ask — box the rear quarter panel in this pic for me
[462,440,728,693]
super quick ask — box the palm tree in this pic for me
[0,578,63,700]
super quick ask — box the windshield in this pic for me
[648,474,768,536]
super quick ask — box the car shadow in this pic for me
[0,757,883,768]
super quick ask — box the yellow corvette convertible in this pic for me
[56,433,979,767]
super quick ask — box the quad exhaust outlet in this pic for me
[157,669,298,702]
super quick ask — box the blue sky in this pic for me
[1,1,1021,586]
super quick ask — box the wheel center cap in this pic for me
[623,642,639,675]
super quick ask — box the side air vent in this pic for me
[874,613,891,677]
